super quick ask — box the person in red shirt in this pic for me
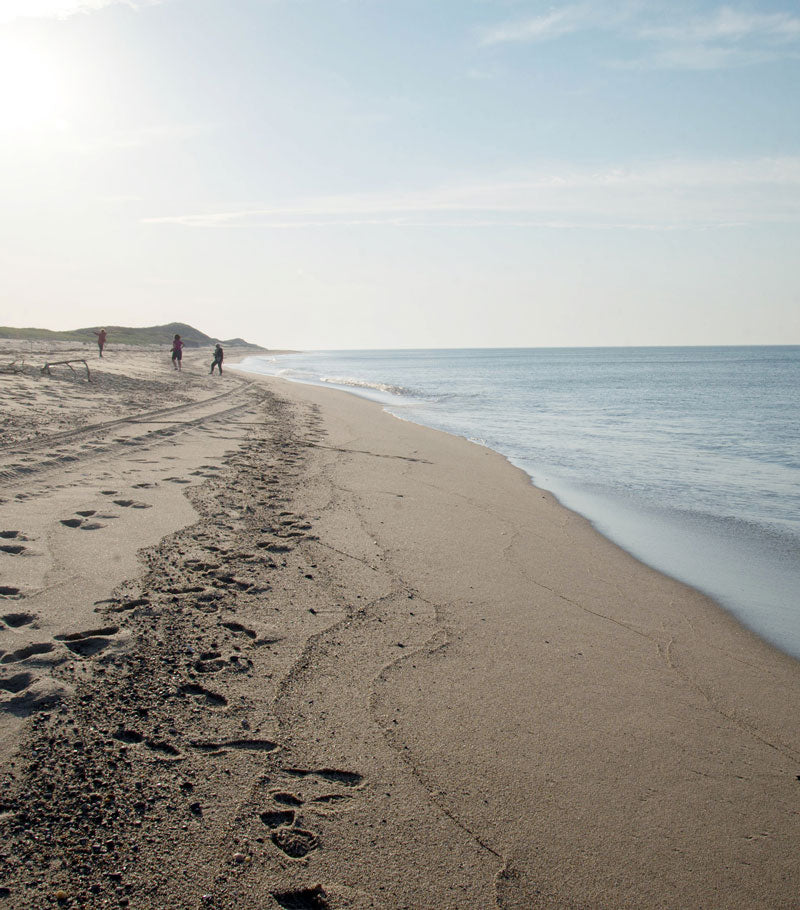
[171,334,184,371]
[94,328,107,358]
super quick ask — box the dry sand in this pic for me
[0,344,798,909]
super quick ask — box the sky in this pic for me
[0,0,798,349]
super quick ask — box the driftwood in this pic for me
[40,359,91,381]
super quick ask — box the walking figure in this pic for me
[210,344,224,375]
[94,328,107,358]
[171,334,184,371]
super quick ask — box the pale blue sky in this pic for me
[1,0,798,348]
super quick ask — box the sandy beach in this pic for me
[1,344,799,909]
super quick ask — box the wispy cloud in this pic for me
[638,7,800,44]
[0,0,162,25]
[480,3,800,69]
[623,43,769,71]
[142,157,800,231]
[480,7,591,45]
[632,6,800,69]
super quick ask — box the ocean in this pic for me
[235,347,800,660]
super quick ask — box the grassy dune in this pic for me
[0,321,261,348]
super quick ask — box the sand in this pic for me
[0,344,798,909]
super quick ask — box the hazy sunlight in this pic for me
[0,34,70,132]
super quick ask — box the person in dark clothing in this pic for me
[94,329,107,358]
[210,343,223,375]
[171,334,184,371]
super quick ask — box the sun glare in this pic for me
[0,35,71,132]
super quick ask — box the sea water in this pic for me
[235,347,800,660]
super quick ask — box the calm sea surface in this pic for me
[236,347,800,660]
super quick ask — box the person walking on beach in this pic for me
[171,333,184,371]
[210,343,224,375]
[93,328,107,358]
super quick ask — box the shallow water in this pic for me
[236,347,800,660]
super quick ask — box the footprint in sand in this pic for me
[220,620,257,640]
[310,792,356,809]
[101,596,150,613]
[60,510,117,530]
[0,670,35,695]
[283,767,364,789]
[113,499,152,509]
[111,728,183,760]
[163,584,206,596]
[112,727,145,744]
[0,542,29,556]
[257,767,364,859]
[54,625,121,657]
[260,808,297,828]
[1,611,36,626]
[270,886,330,910]
[0,641,58,665]
[145,738,182,758]
[60,518,105,530]
[269,825,319,859]
[271,791,304,807]
[0,670,71,716]
[0,587,24,600]
[192,651,252,674]
[190,738,278,756]
[178,682,228,707]
[256,541,292,555]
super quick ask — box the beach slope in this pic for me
[277,378,800,910]
[0,349,798,909]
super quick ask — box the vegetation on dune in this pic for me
[0,322,261,348]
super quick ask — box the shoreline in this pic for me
[261,373,800,907]
[235,356,800,664]
[268,369,800,668]
[1,349,798,908]
[256,372,800,907]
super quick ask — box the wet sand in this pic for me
[1,345,798,908]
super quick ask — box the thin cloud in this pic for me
[638,7,800,44]
[142,157,800,230]
[0,0,162,25]
[623,43,776,71]
[144,217,747,231]
[480,3,800,69]
[628,6,800,69]
[480,7,589,45]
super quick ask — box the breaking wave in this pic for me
[319,375,415,398]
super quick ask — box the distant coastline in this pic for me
[0,321,265,350]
